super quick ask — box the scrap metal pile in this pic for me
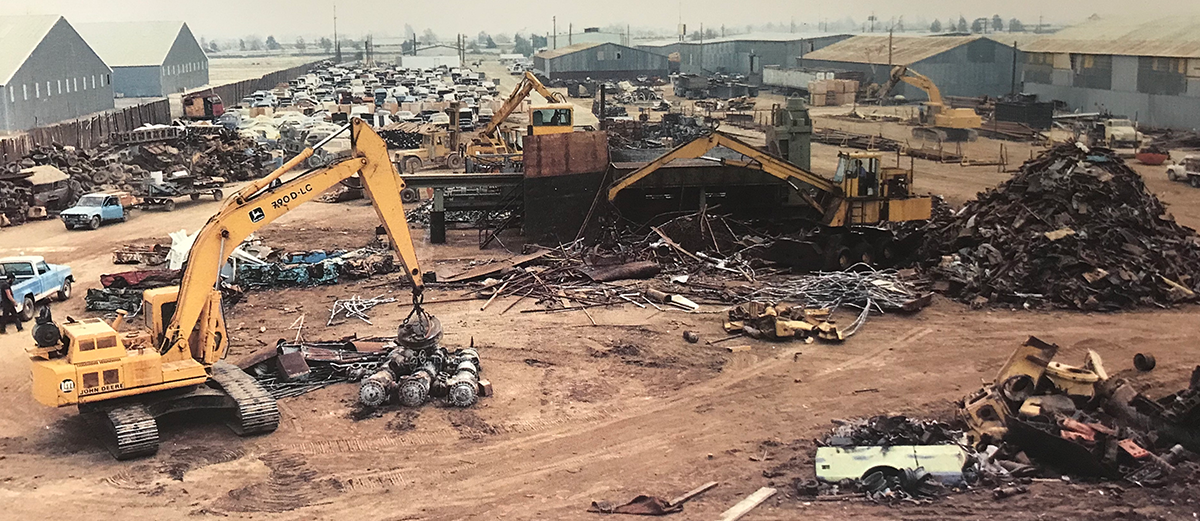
[235,248,398,289]
[958,337,1199,486]
[921,144,1200,310]
[0,127,270,225]
[606,113,715,149]
[85,269,181,312]
[804,416,967,502]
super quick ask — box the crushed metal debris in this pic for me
[921,143,1200,310]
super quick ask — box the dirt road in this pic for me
[1,63,1199,520]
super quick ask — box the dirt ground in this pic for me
[2,69,1200,520]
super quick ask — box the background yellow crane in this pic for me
[881,66,983,142]
[467,71,575,158]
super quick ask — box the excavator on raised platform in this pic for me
[881,65,982,142]
[26,118,438,459]
[607,131,932,270]
[466,71,575,159]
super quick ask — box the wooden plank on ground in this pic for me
[442,249,552,283]
[669,481,719,507]
[716,487,776,521]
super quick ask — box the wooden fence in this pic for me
[0,59,325,164]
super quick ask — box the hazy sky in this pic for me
[6,0,1198,41]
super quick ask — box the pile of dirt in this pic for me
[920,144,1200,310]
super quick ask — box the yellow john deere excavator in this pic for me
[881,65,982,142]
[608,131,932,269]
[467,71,575,158]
[27,118,434,459]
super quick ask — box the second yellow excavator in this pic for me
[467,71,575,158]
[26,118,437,459]
[881,65,982,142]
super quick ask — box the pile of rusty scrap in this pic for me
[978,120,1044,142]
[1143,128,1200,150]
[0,128,270,224]
[959,337,1199,486]
[725,301,845,343]
[920,143,1200,310]
[85,269,182,312]
[606,114,713,149]
[240,336,398,399]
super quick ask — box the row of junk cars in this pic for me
[206,61,503,157]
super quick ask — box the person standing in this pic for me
[0,273,21,334]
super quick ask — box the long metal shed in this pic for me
[799,35,1022,99]
[76,21,209,98]
[534,42,669,81]
[0,15,115,132]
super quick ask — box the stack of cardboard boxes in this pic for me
[808,79,859,107]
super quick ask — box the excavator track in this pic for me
[102,404,159,460]
[211,361,280,436]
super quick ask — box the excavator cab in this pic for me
[834,152,881,197]
[529,103,574,135]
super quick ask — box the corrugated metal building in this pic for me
[639,33,851,77]
[1020,15,1200,130]
[534,42,669,81]
[76,21,208,98]
[0,15,114,132]
[548,28,627,50]
[799,35,1021,99]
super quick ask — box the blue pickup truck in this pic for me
[0,256,73,321]
[60,193,131,230]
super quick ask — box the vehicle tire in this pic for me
[190,193,201,201]
[88,215,101,230]
[57,279,72,301]
[873,237,899,266]
[213,189,224,201]
[20,296,35,322]
[64,222,74,231]
[1191,176,1200,189]
[446,153,465,170]
[850,242,874,267]
[163,199,176,211]
[119,210,128,222]
[1168,170,1179,182]
[826,246,852,271]
[404,157,422,173]
[401,187,420,203]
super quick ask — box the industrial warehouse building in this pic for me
[1019,15,1200,130]
[76,21,208,98]
[0,15,114,132]
[799,35,1021,99]
[534,42,669,81]
[638,33,850,78]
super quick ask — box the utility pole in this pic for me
[887,28,893,68]
[553,16,557,49]
[569,23,572,46]
[333,3,340,62]
[1011,41,1018,96]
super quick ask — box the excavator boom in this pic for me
[478,71,565,144]
[608,131,843,218]
[164,118,424,354]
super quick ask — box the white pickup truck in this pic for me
[0,256,73,321]
[1167,156,1200,188]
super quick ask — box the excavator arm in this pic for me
[478,71,565,144]
[162,118,424,356]
[607,131,844,217]
[883,66,944,106]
